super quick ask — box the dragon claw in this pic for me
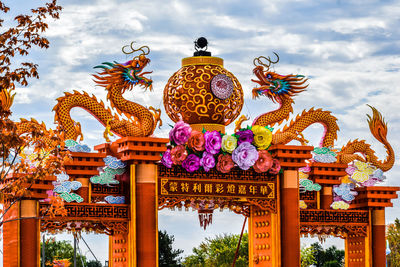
[103,119,114,143]
[234,115,249,132]
[296,131,309,146]
[149,106,162,129]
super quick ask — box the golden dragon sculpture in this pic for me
[53,43,162,141]
[250,54,394,171]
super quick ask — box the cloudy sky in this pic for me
[3,0,400,264]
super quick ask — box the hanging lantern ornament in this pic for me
[191,199,216,230]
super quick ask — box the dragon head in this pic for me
[251,54,308,103]
[93,43,153,92]
[121,52,153,91]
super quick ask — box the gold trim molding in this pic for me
[182,56,223,67]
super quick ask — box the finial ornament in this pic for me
[194,37,208,51]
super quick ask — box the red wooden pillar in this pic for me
[3,200,39,267]
[20,200,39,267]
[280,170,300,267]
[321,186,333,209]
[135,164,158,267]
[75,177,90,202]
[3,203,20,267]
[372,209,386,266]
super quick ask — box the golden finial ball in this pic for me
[163,56,243,130]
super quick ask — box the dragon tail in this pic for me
[338,106,395,171]
[17,118,61,147]
[367,105,388,145]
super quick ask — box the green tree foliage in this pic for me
[159,230,184,267]
[40,239,87,267]
[183,233,248,267]
[87,260,102,267]
[301,245,316,267]
[387,218,400,266]
[301,242,344,267]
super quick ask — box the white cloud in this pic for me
[318,17,387,35]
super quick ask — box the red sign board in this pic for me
[159,178,275,199]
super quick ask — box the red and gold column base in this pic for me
[110,233,129,266]
[249,207,275,266]
[346,235,367,266]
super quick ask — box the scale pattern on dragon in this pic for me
[53,43,162,142]
[250,54,394,171]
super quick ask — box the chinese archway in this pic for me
[1,38,399,267]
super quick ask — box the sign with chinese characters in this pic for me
[159,178,275,199]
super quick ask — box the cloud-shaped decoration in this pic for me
[350,160,376,183]
[313,147,337,156]
[345,165,357,176]
[90,167,124,186]
[312,147,337,163]
[56,173,70,183]
[298,171,309,180]
[359,169,385,187]
[313,154,337,163]
[361,179,379,187]
[53,181,82,194]
[371,169,386,182]
[330,201,350,210]
[103,156,126,169]
[299,179,322,191]
[299,200,307,209]
[58,192,83,203]
[104,167,125,175]
[299,165,311,173]
[68,144,91,153]
[341,175,353,184]
[299,185,306,194]
[104,195,125,204]
[333,183,358,202]
[64,139,78,147]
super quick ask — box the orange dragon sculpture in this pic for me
[250,54,394,171]
[53,43,161,141]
